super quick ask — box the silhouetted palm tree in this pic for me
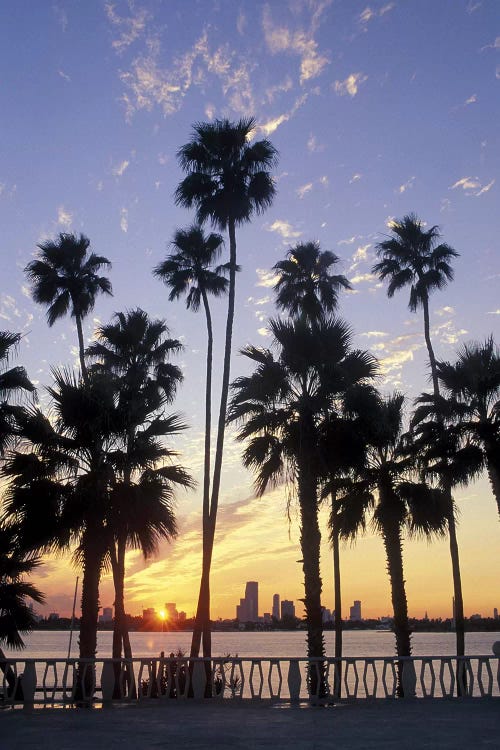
[372,214,466,660]
[25,233,112,381]
[229,316,376,697]
[154,226,228,660]
[0,523,45,650]
[434,337,500,518]
[333,392,447,695]
[87,309,190,666]
[175,118,277,658]
[0,332,35,456]
[273,241,351,322]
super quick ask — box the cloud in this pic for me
[266,219,302,240]
[52,3,68,32]
[480,36,500,51]
[349,173,362,183]
[353,244,371,262]
[257,327,271,337]
[262,5,330,84]
[57,206,72,228]
[58,70,71,82]
[112,159,130,177]
[259,114,289,136]
[466,1,482,12]
[296,182,313,199]
[350,272,377,285]
[464,93,477,105]
[307,134,324,153]
[435,306,455,317]
[360,331,388,338]
[450,176,495,196]
[256,269,280,288]
[488,309,500,315]
[120,207,128,233]
[237,10,246,35]
[333,72,368,97]
[432,320,468,345]
[398,176,415,194]
[359,4,395,25]
[265,77,293,103]
[338,235,361,246]
[106,3,150,53]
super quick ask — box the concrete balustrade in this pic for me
[1,654,499,709]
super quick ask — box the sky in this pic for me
[0,0,499,623]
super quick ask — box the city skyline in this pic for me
[1,1,499,623]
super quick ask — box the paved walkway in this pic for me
[1,700,499,750]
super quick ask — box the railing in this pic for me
[1,655,499,708]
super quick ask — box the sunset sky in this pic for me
[1,0,499,622]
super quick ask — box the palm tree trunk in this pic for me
[422,296,439,398]
[330,497,342,699]
[199,218,237,661]
[0,647,22,699]
[75,314,88,383]
[380,506,412,697]
[446,487,466,694]
[298,458,326,699]
[77,529,103,699]
[485,447,500,520]
[190,287,214,661]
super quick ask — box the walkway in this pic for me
[1,700,498,750]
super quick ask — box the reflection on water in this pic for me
[8,629,500,660]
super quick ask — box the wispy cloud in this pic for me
[450,176,495,196]
[359,4,395,26]
[58,70,71,82]
[105,3,151,54]
[350,173,362,184]
[120,207,128,233]
[262,4,330,84]
[256,268,280,288]
[112,159,130,177]
[360,330,388,339]
[296,182,313,199]
[266,219,302,240]
[307,134,324,153]
[398,176,415,194]
[333,73,368,97]
[57,206,72,228]
[464,93,477,105]
[350,272,377,285]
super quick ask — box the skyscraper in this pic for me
[349,600,362,621]
[245,581,258,622]
[281,600,295,619]
[272,593,280,620]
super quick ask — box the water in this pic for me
[8,629,500,660]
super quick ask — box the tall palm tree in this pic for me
[0,332,35,456]
[434,337,500,518]
[229,316,376,697]
[372,214,467,660]
[175,118,277,658]
[272,239,352,680]
[333,392,447,695]
[25,233,112,382]
[154,226,228,659]
[273,241,351,322]
[86,309,190,666]
[372,214,458,398]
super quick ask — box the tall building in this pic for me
[245,581,259,622]
[281,600,295,619]
[165,602,178,621]
[99,606,113,624]
[272,593,280,620]
[494,607,498,620]
[349,600,362,621]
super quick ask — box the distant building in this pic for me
[272,594,280,620]
[349,600,362,621]
[178,611,186,623]
[165,602,178,621]
[48,612,60,621]
[245,582,258,622]
[263,613,272,624]
[281,600,295,619]
[494,608,498,620]
[142,607,156,626]
[321,607,332,624]
[99,606,113,624]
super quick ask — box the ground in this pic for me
[1,700,499,750]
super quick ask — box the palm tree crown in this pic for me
[273,241,351,322]
[175,118,278,229]
[25,233,112,380]
[373,214,458,312]
[0,332,35,456]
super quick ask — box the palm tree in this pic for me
[86,309,191,666]
[25,233,112,382]
[372,214,458,398]
[333,392,447,695]
[153,226,228,659]
[372,214,466,661]
[272,239,352,683]
[229,316,376,697]
[434,337,500,518]
[175,118,278,658]
[3,369,118,668]
[0,332,35,456]
[273,241,351,322]
[0,523,45,650]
